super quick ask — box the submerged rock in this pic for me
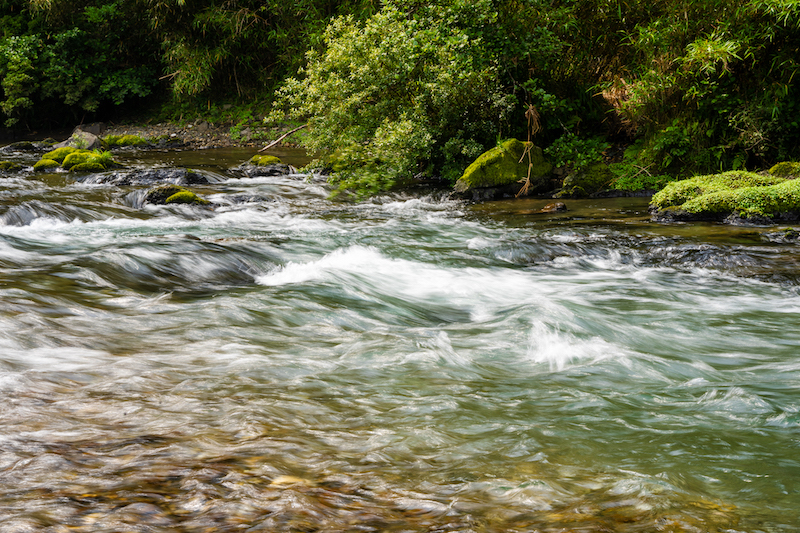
[650,169,800,224]
[454,139,553,200]
[101,168,211,186]
[237,155,292,177]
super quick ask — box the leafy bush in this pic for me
[272,0,520,196]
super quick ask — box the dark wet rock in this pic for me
[101,168,211,186]
[648,206,711,223]
[236,156,293,178]
[1,141,37,152]
[0,161,23,172]
[143,185,211,206]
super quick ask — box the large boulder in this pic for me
[454,139,553,200]
[53,128,103,151]
[649,169,800,224]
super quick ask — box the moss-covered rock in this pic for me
[249,155,282,166]
[556,163,614,198]
[2,141,36,152]
[103,134,149,148]
[70,162,106,173]
[144,185,188,204]
[165,190,210,205]
[454,139,552,199]
[650,170,800,223]
[61,150,96,170]
[42,146,78,164]
[33,159,60,172]
[768,161,800,178]
[651,171,785,210]
[0,161,23,172]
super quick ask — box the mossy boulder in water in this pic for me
[33,159,59,172]
[650,170,800,224]
[70,161,106,173]
[249,155,282,166]
[0,161,23,172]
[238,155,291,177]
[165,190,210,205]
[454,139,552,200]
[61,150,95,170]
[42,146,78,164]
[103,134,149,148]
[144,184,189,204]
[556,163,613,198]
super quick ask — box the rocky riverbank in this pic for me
[101,120,273,149]
[6,120,294,151]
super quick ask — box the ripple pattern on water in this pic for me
[0,150,798,531]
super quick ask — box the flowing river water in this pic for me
[0,146,798,532]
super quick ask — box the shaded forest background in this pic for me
[1,0,799,192]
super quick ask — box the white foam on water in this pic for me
[256,245,545,311]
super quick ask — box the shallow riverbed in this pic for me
[0,146,798,532]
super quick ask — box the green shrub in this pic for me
[272,1,516,196]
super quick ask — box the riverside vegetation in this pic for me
[2,0,800,211]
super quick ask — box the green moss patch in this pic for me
[0,161,23,172]
[42,146,78,164]
[455,139,552,192]
[249,155,283,166]
[61,150,96,170]
[144,185,188,204]
[650,170,800,223]
[70,162,106,173]
[103,134,149,148]
[768,161,800,178]
[651,171,785,210]
[165,190,210,205]
[33,159,59,172]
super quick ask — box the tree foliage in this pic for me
[1,0,799,196]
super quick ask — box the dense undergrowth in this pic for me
[2,0,800,195]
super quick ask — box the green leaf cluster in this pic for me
[272,0,528,195]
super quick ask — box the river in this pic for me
[0,146,798,532]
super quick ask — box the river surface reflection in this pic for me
[0,146,798,532]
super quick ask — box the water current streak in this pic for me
[0,148,798,531]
